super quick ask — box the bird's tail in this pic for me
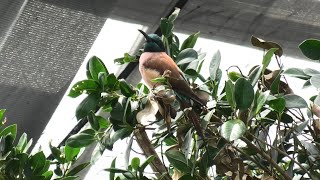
[178,98,205,139]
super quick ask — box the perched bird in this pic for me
[138,29,206,138]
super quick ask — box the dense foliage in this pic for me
[1,8,320,180]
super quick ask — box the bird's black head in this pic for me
[138,30,165,52]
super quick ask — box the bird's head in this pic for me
[138,30,165,52]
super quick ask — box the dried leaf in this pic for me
[251,36,283,57]
[136,99,158,125]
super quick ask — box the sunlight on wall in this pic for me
[32,19,144,157]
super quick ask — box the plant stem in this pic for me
[240,137,291,180]
[249,134,313,178]
[133,125,172,180]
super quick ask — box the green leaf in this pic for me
[179,174,194,180]
[209,50,221,80]
[16,133,27,152]
[30,151,46,174]
[66,162,90,176]
[55,176,78,180]
[105,73,120,91]
[255,90,269,114]
[220,119,246,141]
[268,70,282,94]
[66,130,96,148]
[23,138,33,153]
[131,157,140,171]
[88,56,108,81]
[165,150,193,173]
[234,78,254,110]
[283,94,308,108]
[49,143,64,164]
[310,74,320,88]
[68,80,99,98]
[123,53,136,63]
[168,8,180,22]
[65,145,80,162]
[303,68,320,76]
[0,124,17,141]
[75,93,100,120]
[269,98,286,113]
[262,48,278,73]
[295,120,309,134]
[160,18,173,37]
[176,48,198,65]
[110,157,117,180]
[105,168,129,173]
[150,77,167,83]
[43,171,53,180]
[283,68,310,80]
[181,31,200,50]
[119,80,135,97]
[303,80,312,89]
[299,39,320,60]
[0,109,5,128]
[139,155,155,173]
[248,65,262,86]
[225,80,235,109]
[87,111,100,131]
[228,71,242,82]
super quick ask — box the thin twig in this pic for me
[240,137,291,180]
[249,133,312,178]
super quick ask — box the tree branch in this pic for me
[240,137,291,180]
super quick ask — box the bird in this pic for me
[138,29,206,138]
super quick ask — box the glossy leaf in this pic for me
[110,157,117,180]
[283,94,308,108]
[49,144,64,164]
[66,130,96,148]
[295,120,309,134]
[165,150,193,173]
[269,98,286,113]
[0,124,17,141]
[75,93,100,120]
[283,68,310,80]
[168,8,180,22]
[138,155,155,173]
[105,73,120,91]
[131,157,140,171]
[66,162,90,176]
[234,78,254,110]
[68,80,99,98]
[160,18,173,37]
[87,111,100,131]
[88,56,108,81]
[262,48,278,73]
[119,79,135,97]
[255,90,269,114]
[225,80,235,109]
[209,50,221,81]
[16,133,27,152]
[228,71,241,82]
[220,119,246,141]
[248,65,262,86]
[0,109,5,127]
[65,145,80,162]
[176,48,198,65]
[310,74,320,88]
[30,151,46,174]
[303,68,320,76]
[299,39,320,60]
[181,31,200,50]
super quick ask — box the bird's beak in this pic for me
[138,29,151,42]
